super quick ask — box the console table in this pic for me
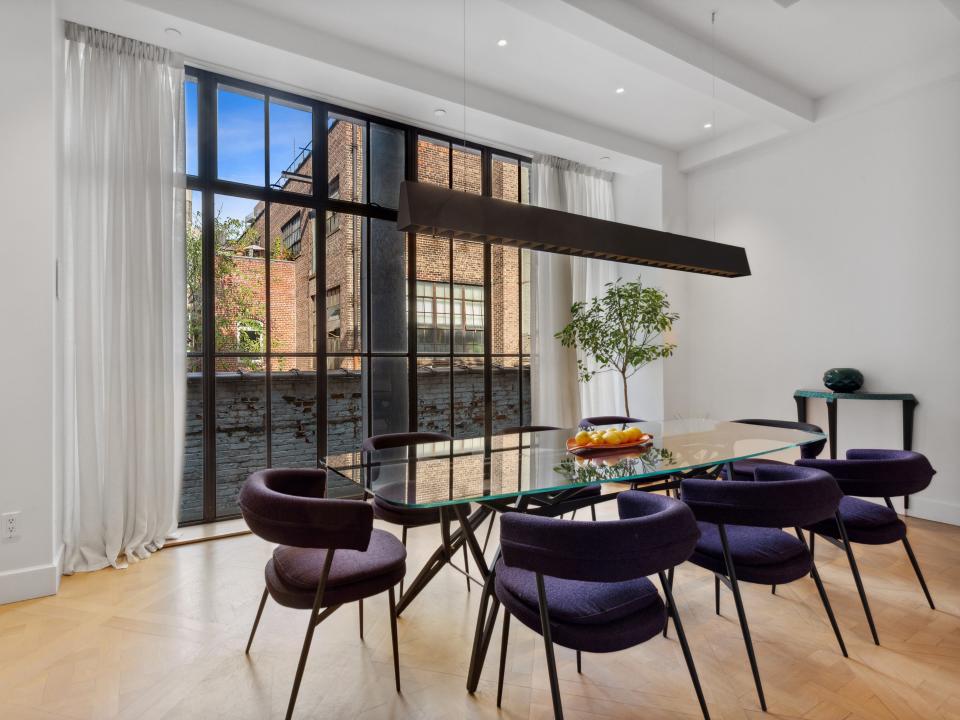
[794,389,918,508]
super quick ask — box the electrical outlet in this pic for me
[2,511,20,542]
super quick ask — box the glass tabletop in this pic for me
[323,419,825,509]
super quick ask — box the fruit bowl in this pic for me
[566,427,654,457]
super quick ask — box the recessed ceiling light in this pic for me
[703,122,713,129]
[164,27,182,38]
[434,108,447,119]
[497,39,508,47]
[599,156,610,162]
[615,87,625,94]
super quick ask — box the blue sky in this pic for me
[185,80,313,224]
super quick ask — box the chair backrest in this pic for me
[499,492,699,583]
[361,431,452,452]
[734,418,826,459]
[797,449,935,498]
[682,464,841,528]
[578,415,643,429]
[501,425,559,434]
[238,469,373,550]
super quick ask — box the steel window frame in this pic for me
[183,66,530,525]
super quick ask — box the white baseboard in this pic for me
[906,495,960,526]
[0,553,61,605]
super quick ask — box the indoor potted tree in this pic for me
[556,278,678,418]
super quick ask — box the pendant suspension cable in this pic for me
[462,0,468,192]
[711,9,718,244]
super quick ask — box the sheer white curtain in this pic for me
[530,155,624,427]
[61,23,185,572]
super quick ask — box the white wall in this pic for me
[612,163,668,422]
[0,0,62,602]
[677,78,960,524]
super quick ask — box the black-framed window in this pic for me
[416,281,484,354]
[280,216,301,257]
[181,66,531,525]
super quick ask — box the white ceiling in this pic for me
[61,0,960,171]
[630,0,960,98]
[225,0,750,151]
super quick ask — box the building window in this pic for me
[281,215,301,258]
[236,318,264,352]
[416,281,484,354]
[328,174,340,199]
[325,211,340,236]
[326,286,341,352]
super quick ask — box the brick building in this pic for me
[213,119,527,369]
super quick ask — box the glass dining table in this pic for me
[323,418,826,693]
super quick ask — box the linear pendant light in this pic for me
[397,181,751,277]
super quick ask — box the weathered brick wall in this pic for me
[181,366,530,519]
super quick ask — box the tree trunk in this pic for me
[621,371,630,418]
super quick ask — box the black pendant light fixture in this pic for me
[397,181,750,277]
[397,3,749,278]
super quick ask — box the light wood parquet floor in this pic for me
[2,497,959,720]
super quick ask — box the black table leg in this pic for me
[903,399,917,510]
[466,547,502,693]
[395,504,489,616]
[827,398,838,459]
[795,395,807,424]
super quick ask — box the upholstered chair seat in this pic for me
[266,532,406,609]
[690,523,811,585]
[807,496,905,545]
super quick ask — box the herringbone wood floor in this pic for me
[2,497,959,720]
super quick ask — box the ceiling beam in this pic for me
[679,123,787,173]
[938,0,960,23]
[500,0,815,131]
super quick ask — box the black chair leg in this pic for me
[663,565,674,638]
[576,650,582,673]
[285,551,334,720]
[717,523,766,712]
[399,526,408,598]
[714,574,720,616]
[358,599,364,640]
[902,535,935,609]
[795,527,847,657]
[571,509,578,520]
[245,587,269,654]
[463,543,471,593]
[590,504,597,521]
[834,514,880,645]
[659,571,710,720]
[497,610,511,707]
[388,586,401,692]
[536,573,564,720]
[771,585,776,595]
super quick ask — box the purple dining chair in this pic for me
[501,424,602,523]
[797,449,937,645]
[494,492,710,720]
[725,418,827,481]
[239,469,406,720]
[578,414,643,429]
[362,432,476,599]
[682,464,847,712]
